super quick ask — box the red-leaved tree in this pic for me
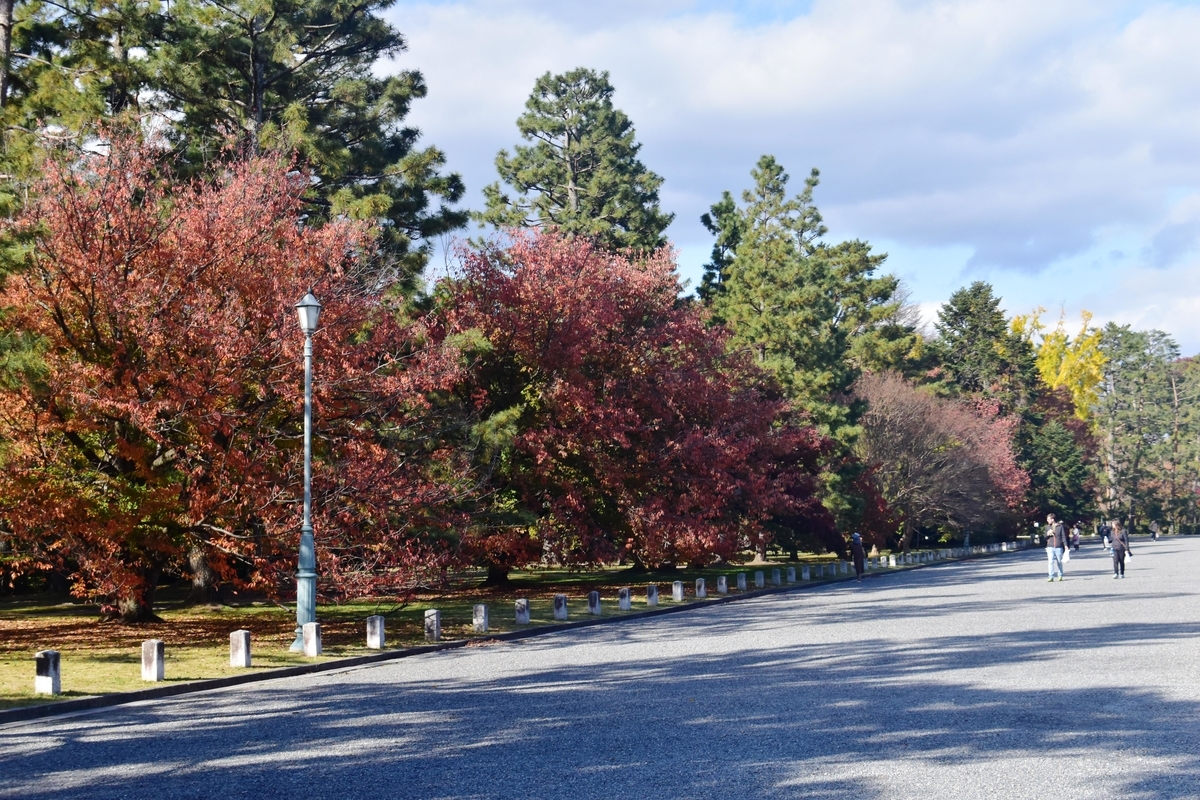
[0,135,469,619]
[854,371,1029,551]
[432,232,832,579]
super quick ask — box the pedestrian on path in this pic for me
[1045,513,1067,581]
[850,532,866,582]
[1111,520,1132,578]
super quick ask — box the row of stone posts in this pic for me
[34,543,1028,694]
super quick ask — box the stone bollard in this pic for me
[817,563,825,578]
[587,591,602,615]
[786,566,796,583]
[142,640,165,682]
[695,578,707,598]
[619,587,632,611]
[801,565,810,581]
[303,622,323,656]
[473,604,490,633]
[366,616,385,650]
[717,575,728,594]
[34,650,60,695]
[889,554,897,567]
[754,571,765,588]
[515,599,531,625]
[647,584,659,607]
[424,610,441,641]
[842,561,849,575]
[230,629,252,666]
[771,568,781,586]
[553,594,568,621]
[672,581,685,601]
[736,573,747,591]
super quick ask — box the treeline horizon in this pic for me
[0,1,1196,621]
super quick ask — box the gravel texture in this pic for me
[2,538,1199,799]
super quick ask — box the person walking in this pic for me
[850,532,866,582]
[1111,520,1132,578]
[1045,513,1067,582]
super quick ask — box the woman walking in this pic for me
[1111,520,1132,578]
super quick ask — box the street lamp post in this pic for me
[291,290,322,651]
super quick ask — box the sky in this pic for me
[380,0,1200,353]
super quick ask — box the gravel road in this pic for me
[3,538,1199,799]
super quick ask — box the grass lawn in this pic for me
[0,553,900,711]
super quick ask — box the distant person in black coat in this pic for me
[1111,520,1132,578]
[850,532,866,582]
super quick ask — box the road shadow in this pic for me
[1,605,1198,800]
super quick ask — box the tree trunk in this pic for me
[482,563,509,586]
[115,580,162,623]
[187,544,221,604]
[0,0,14,106]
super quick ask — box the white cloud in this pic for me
[384,0,1200,352]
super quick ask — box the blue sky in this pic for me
[383,0,1200,353]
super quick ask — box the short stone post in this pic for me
[424,610,441,641]
[587,591,602,615]
[770,568,781,586]
[142,640,165,682]
[817,563,825,578]
[672,581,685,601]
[34,650,60,695]
[366,616,385,650]
[303,622,323,656]
[717,575,728,594]
[515,599,531,625]
[473,604,490,633]
[553,594,568,621]
[786,566,796,583]
[618,587,632,611]
[889,554,897,567]
[754,571,765,588]
[695,578,707,598]
[736,573,747,591]
[801,565,810,581]
[841,561,849,575]
[647,584,659,607]
[230,629,252,666]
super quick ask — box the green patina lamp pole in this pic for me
[291,290,322,651]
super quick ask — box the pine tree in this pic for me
[478,68,673,252]
[0,0,465,287]
[699,155,913,437]
[933,281,1038,410]
[699,156,919,541]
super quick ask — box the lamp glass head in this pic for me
[295,291,322,335]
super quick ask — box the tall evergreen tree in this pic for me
[1096,324,1180,531]
[933,281,1039,412]
[0,0,465,286]
[699,155,915,437]
[478,68,673,252]
[699,155,918,542]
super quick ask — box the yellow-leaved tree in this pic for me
[1012,309,1107,421]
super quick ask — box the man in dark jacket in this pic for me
[1045,513,1067,582]
[1111,520,1132,578]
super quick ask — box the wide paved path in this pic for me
[3,538,1200,799]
